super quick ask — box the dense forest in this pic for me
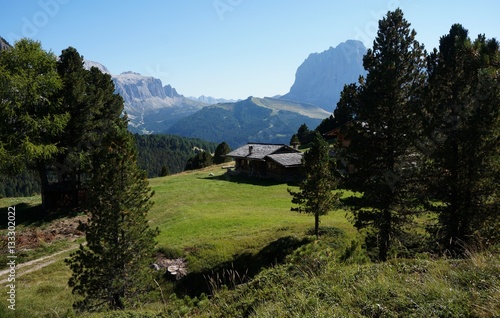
[0,134,218,197]
[135,134,217,178]
[0,170,41,197]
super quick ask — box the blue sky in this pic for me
[2,1,499,99]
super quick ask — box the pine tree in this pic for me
[213,141,232,164]
[424,25,500,253]
[290,134,300,147]
[334,83,359,127]
[66,120,159,311]
[184,151,213,170]
[159,165,169,177]
[288,132,341,239]
[296,123,314,145]
[345,9,427,261]
[56,48,124,176]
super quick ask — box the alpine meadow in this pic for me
[1,6,499,318]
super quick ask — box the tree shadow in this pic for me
[1,202,80,229]
[200,173,300,187]
[173,236,311,297]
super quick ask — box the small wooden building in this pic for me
[224,143,304,181]
[323,126,351,148]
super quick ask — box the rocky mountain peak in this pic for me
[164,84,181,98]
[83,59,112,75]
[281,40,367,112]
[113,71,168,103]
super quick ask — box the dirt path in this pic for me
[0,245,79,284]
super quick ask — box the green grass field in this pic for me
[148,166,354,271]
[0,164,354,317]
[1,165,498,317]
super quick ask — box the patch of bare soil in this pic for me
[2,215,87,251]
[0,216,87,283]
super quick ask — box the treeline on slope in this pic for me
[0,170,41,198]
[135,134,218,178]
[0,134,219,197]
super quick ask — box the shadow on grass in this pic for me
[200,174,300,187]
[173,236,311,297]
[0,203,80,229]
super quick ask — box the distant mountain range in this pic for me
[187,95,239,105]
[81,61,206,134]
[3,36,367,146]
[281,40,367,112]
[81,40,366,143]
[84,61,330,145]
[165,97,329,147]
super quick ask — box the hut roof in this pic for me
[225,143,300,161]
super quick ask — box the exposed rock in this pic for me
[281,40,367,112]
[164,84,181,98]
[80,63,208,133]
[0,36,12,51]
[151,257,188,280]
[83,60,111,75]
[113,71,167,102]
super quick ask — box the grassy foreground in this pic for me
[0,164,498,317]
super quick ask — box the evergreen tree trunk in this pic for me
[315,213,320,240]
[38,164,49,210]
[379,209,392,262]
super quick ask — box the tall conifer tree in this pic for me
[345,9,427,261]
[66,118,159,311]
[49,47,124,208]
[424,25,500,253]
[213,141,232,164]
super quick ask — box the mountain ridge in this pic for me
[165,96,328,147]
[82,61,208,134]
[3,37,367,140]
[281,39,367,112]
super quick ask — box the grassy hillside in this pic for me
[147,165,354,272]
[203,249,500,317]
[0,165,498,317]
[0,164,352,317]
